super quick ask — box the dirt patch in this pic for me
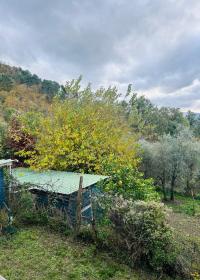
[168,211,200,239]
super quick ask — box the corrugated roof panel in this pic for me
[0,159,15,168]
[13,168,108,195]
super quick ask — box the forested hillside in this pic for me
[0,63,61,95]
[1,62,200,137]
[0,63,61,124]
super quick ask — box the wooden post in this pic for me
[8,164,12,202]
[75,176,83,235]
[9,164,12,176]
[90,188,98,243]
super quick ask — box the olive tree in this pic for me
[180,129,200,196]
[141,129,200,200]
[141,138,171,200]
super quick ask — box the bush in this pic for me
[6,115,36,161]
[101,164,159,201]
[175,234,200,278]
[107,197,177,272]
[9,184,71,234]
[11,190,48,226]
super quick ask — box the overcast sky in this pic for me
[0,0,200,111]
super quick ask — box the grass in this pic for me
[0,227,169,280]
[165,193,200,216]
[0,193,199,280]
[163,193,200,252]
[163,193,200,275]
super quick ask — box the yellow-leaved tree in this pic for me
[19,98,139,174]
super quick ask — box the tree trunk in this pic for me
[161,178,167,201]
[186,179,191,196]
[159,170,168,201]
[170,174,176,201]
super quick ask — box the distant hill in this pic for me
[0,63,61,98]
[0,63,63,123]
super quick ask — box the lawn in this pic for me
[0,227,169,280]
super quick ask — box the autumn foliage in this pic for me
[6,117,36,160]
[18,99,139,173]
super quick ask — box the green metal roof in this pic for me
[0,159,16,168]
[13,168,108,195]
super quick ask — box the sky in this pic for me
[0,0,200,111]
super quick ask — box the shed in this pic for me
[0,159,16,208]
[13,168,108,224]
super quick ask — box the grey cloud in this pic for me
[150,79,200,111]
[0,0,200,110]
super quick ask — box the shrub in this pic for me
[9,183,71,233]
[11,189,48,226]
[6,116,36,160]
[107,197,177,272]
[101,164,159,201]
[175,234,200,278]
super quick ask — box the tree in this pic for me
[186,111,200,138]
[141,129,200,200]
[122,89,158,139]
[121,88,189,140]
[142,135,185,201]
[180,129,200,196]
[141,138,172,200]
[155,107,189,136]
[167,135,184,200]
[187,111,197,127]
[0,74,13,91]
[16,69,41,86]
[41,80,60,99]
[17,99,139,173]
[193,116,200,137]
[60,76,121,105]
[0,123,6,158]
[61,75,83,99]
